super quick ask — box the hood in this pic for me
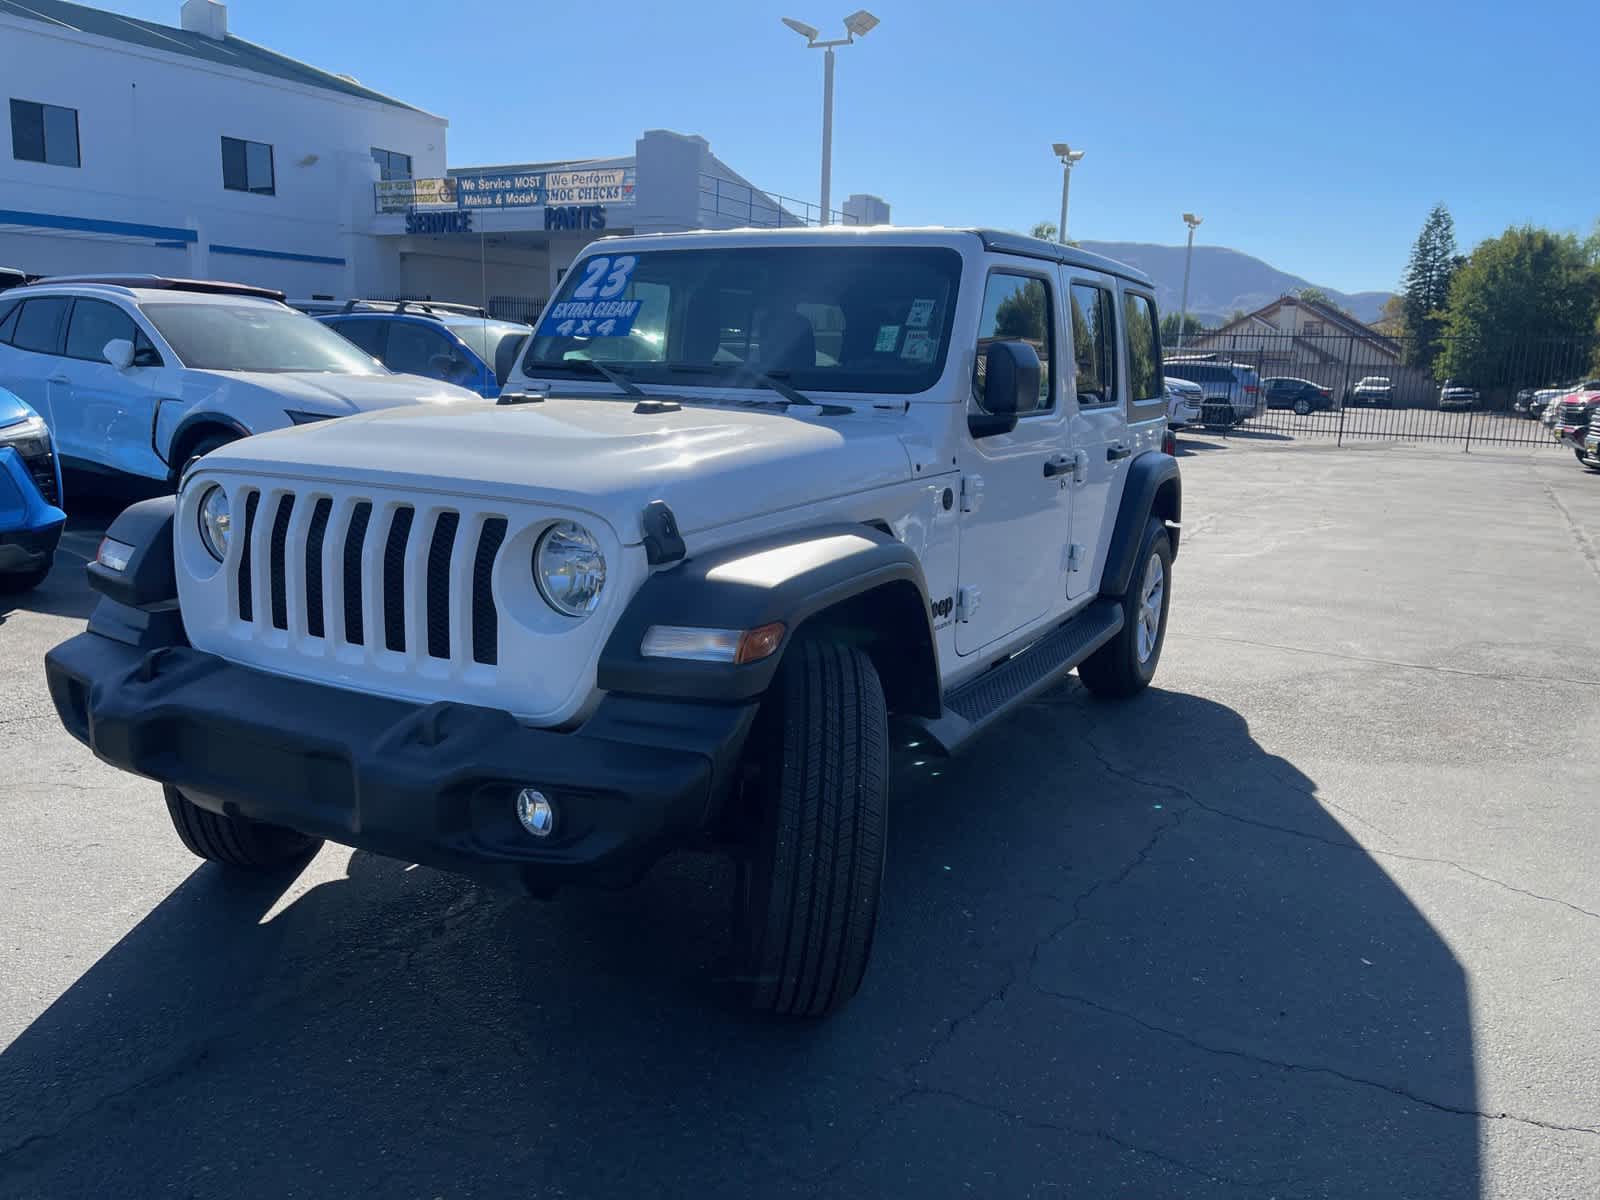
[212,371,481,414]
[199,396,915,543]
[0,385,36,428]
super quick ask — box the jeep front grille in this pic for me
[232,488,506,667]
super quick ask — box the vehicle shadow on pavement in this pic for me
[0,684,1477,1198]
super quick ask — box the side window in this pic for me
[11,297,71,354]
[65,299,136,361]
[384,322,455,377]
[974,272,1053,413]
[1122,292,1164,414]
[0,300,19,342]
[132,328,163,367]
[332,318,387,360]
[1069,283,1118,408]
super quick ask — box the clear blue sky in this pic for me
[108,0,1596,294]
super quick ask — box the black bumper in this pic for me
[46,632,757,893]
[0,520,63,573]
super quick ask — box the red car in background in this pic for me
[1551,389,1600,465]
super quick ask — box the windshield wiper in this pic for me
[538,358,643,397]
[668,363,830,410]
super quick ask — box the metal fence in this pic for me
[698,174,860,229]
[1163,331,1597,450]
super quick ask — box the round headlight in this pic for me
[197,486,231,562]
[533,521,606,617]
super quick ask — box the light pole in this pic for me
[1177,212,1203,350]
[783,11,879,225]
[1051,142,1085,244]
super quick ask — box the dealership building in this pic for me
[0,0,890,315]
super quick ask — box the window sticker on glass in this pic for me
[538,254,643,337]
[906,298,936,328]
[873,324,901,352]
[901,330,936,362]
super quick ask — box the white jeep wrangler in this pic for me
[47,228,1180,1017]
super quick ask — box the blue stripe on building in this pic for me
[0,208,197,243]
[209,244,345,266]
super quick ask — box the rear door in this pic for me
[1063,273,1131,601]
[327,317,389,365]
[60,298,167,480]
[2,296,72,453]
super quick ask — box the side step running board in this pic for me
[908,598,1124,755]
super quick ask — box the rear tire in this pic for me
[1079,519,1173,699]
[1293,398,1312,416]
[739,640,888,1018]
[164,785,322,868]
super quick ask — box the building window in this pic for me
[10,99,80,168]
[371,147,412,181]
[1303,320,1325,336]
[221,136,275,195]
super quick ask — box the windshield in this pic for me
[142,302,387,374]
[523,246,962,394]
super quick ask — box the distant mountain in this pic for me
[1078,241,1393,326]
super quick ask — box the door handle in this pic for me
[1107,445,1132,461]
[47,374,71,385]
[1043,455,1074,478]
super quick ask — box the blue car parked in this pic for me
[0,385,65,592]
[305,301,531,399]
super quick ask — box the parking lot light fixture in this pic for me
[1178,212,1203,350]
[1053,143,1085,244]
[782,11,880,224]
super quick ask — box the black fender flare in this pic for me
[1100,451,1182,599]
[599,523,940,714]
[164,412,251,475]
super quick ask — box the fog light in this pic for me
[516,788,555,837]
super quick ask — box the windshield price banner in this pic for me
[537,255,642,337]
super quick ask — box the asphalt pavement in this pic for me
[2,440,1598,1198]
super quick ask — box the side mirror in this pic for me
[971,340,1043,437]
[103,338,135,372]
[427,352,456,379]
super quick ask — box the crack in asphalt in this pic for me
[1029,986,1600,1139]
[1076,726,1600,923]
[1543,481,1600,588]
[1191,632,1600,690]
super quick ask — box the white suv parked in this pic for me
[47,229,1182,1018]
[0,276,481,488]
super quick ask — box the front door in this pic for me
[1064,274,1129,601]
[60,299,166,480]
[955,268,1071,655]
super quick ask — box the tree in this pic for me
[1031,221,1057,241]
[1435,226,1600,387]
[1399,204,1459,371]
[1374,295,1407,338]
[1160,312,1205,343]
[1296,287,1332,307]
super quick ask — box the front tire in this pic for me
[164,785,322,868]
[739,640,888,1018]
[169,432,240,489]
[1079,519,1173,699]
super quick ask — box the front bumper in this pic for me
[46,632,757,893]
[0,520,63,573]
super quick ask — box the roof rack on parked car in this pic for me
[30,275,287,303]
[0,267,40,292]
[343,298,489,318]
